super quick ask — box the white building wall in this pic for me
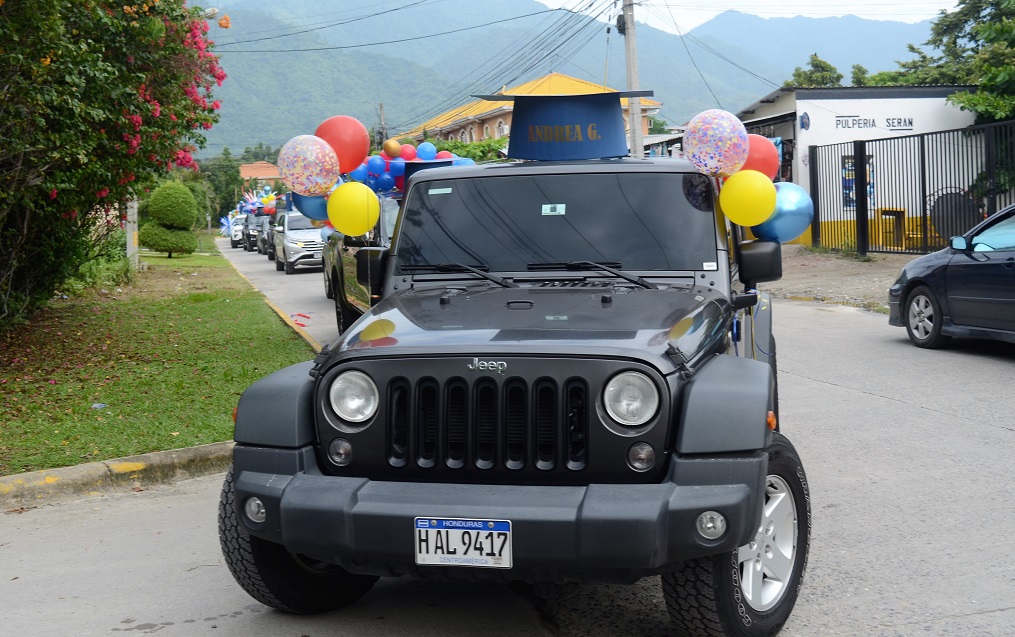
[795,96,976,195]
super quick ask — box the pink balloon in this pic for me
[436,150,453,160]
[400,144,417,161]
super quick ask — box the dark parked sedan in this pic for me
[889,204,1015,347]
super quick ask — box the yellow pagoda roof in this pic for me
[402,72,660,138]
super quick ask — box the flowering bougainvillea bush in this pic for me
[0,0,224,326]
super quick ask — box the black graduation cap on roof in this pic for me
[474,91,653,161]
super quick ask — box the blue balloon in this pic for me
[367,154,386,175]
[376,173,395,192]
[389,157,406,177]
[452,157,476,166]
[350,163,369,181]
[291,192,329,221]
[751,182,814,243]
[417,141,437,161]
[366,175,378,192]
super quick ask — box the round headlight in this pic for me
[328,371,379,423]
[603,371,659,426]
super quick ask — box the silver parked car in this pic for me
[273,212,324,275]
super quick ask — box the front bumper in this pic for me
[888,283,904,326]
[283,242,323,266]
[231,444,766,583]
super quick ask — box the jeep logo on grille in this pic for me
[467,358,507,374]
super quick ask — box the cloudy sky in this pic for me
[535,0,959,33]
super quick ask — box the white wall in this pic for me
[795,96,976,195]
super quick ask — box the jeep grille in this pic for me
[387,376,588,472]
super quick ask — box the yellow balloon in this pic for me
[383,138,402,158]
[327,182,380,236]
[361,318,396,341]
[719,169,777,226]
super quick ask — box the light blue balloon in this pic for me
[751,182,814,243]
[321,225,337,241]
[417,141,437,161]
[291,192,329,221]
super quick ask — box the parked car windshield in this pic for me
[393,172,718,273]
[286,214,315,230]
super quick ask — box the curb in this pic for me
[0,441,234,509]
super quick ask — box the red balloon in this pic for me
[741,134,780,180]
[394,175,405,190]
[400,144,417,161]
[379,150,390,160]
[436,150,453,159]
[314,115,370,175]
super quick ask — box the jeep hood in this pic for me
[330,284,732,369]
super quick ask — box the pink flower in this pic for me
[49,189,57,199]
[211,100,221,110]
[96,188,109,199]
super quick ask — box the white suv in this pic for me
[229,214,246,249]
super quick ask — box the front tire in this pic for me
[904,285,950,348]
[662,432,810,637]
[218,466,377,614]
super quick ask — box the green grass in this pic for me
[0,247,316,476]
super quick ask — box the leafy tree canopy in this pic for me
[784,53,844,87]
[0,0,224,326]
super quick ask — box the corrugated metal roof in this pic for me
[403,72,661,137]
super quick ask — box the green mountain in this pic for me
[200,1,934,157]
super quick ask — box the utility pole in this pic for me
[621,0,644,158]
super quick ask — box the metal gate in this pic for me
[808,121,1015,255]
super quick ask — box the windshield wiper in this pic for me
[527,261,655,289]
[401,263,517,288]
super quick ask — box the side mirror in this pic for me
[355,247,389,304]
[738,240,782,288]
[950,236,969,251]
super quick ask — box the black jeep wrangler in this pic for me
[219,157,810,637]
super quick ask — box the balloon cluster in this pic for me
[346,139,475,195]
[277,114,477,236]
[240,186,278,215]
[684,109,813,242]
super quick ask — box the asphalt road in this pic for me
[2,243,1013,636]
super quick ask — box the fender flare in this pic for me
[676,355,774,454]
[234,362,316,448]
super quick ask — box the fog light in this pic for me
[244,497,266,524]
[328,438,353,466]
[626,442,655,472]
[696,511,727,540]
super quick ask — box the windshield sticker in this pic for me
[429,187,453,195]
[541,204,566,216]
[546,315,568,321]
[703,262,718,271]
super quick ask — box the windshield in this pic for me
[286,214,315,230]
[393,172,718,274]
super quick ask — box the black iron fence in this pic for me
[808,120,1015,255]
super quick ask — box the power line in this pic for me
[214,0,445,47]
[217,9,559,53]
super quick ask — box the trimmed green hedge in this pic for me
[148,181,197,229]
